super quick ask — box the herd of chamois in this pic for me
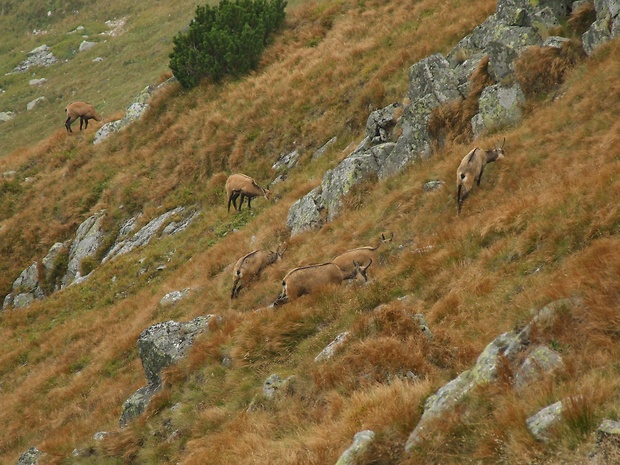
[63,101,506,306]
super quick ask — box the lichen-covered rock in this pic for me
[487,40,519,81]
[118,383,161,428]
[119,315,219,427]
[62,210,106,287]
[366,103,402,145]
[472,83,525,137]
[15,447,43,465]
[526,400,563,441]
[138,316,217,386]
[583,0,620,55]
[286,187,324,236]
[335,430,375,465]
[103,206,192,262]
[405,299,576,451]
[595,419,620,460]
[405,331,521,450]
[321,150,381,221]
[513,345,564,389]
[272,149,301,171]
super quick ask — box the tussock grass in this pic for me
[0,1,619,465]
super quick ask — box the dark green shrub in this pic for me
[169,0,287,88]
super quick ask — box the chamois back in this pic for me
[225,173,271,212]
[456,138,506,214]
[273,260,371,306]
[64,101,102,133]
[231,245,286,299]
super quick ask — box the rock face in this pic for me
[62,210,106,287]
[119,316,218,427]
[583,0,620,55]
[405,299,574,451]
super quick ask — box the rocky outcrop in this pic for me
[471,83,526,136]
[405,299,574,451]
[119,316,219,427]
[2,207,198,310]
[94,79,176,145]
[10,45,58,73]
[583,0,620,55]
[102,206,199,262]
[62,210,106,287]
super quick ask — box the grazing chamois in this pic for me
[225,174,271,212]
[331,232,394,280]
[456,138,505,214]
[231,245,286,299]
[272,259,371,307]
[64,101,103,133]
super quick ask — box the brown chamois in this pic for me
[225,174,271,212]
[272,259,371,307]
[331,232,394,280]
[64,101,103,133]
[456,138,506,214]
[231,245,286,299]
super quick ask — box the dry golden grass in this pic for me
[0,1,619,465]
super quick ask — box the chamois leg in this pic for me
[238,194,246,212]
[477,167,485,186]
[247,196,253,210]
[457,185,463,215]
[65,116,77,133]
[228,191,240,212]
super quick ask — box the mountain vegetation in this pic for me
[0,0,619,464]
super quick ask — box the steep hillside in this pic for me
[0,0,619,464]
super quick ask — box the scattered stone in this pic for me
[26,97,46,111]
[335,430,375,465]
[314,331,351,362]
[0,111,16,122]
[16,447,43,465]
[526,400,563,442]
[28,78,47,86]
[159,288,190,307]
[79,41,97,52]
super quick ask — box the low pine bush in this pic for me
[169,0,287,88]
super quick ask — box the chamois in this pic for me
[231,245,286,299]
[456,138,506,214]
[272,259,371,307]
[225,174,271,212]
[64,101,103,133]
[331,232,394,280]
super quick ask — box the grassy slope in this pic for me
[0,0,619,464]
